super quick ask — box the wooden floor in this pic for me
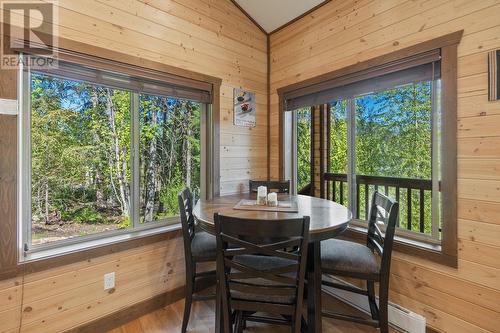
[108,294,397,333]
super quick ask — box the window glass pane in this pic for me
[355,81,433,234]
[139,95,201,223]
[296,107,311,192]
[30,73,131,246]
[328,100,349,208]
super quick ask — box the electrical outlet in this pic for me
[104,272,115,290]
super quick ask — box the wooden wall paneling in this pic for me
[3,0,268,196]
[0,0,268,332]
[0,68,17,277]
[270,2,499,88]
[269,0,500,331]
[0,70,17,100]
[65,287,185,333]
[0,239,186,333]
[0,115,17,275]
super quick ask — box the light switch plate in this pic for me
[104,272,115,290]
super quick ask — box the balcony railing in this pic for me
[324,173,434,235]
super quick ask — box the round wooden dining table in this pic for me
[193,193,352,333]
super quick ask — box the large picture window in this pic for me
[280,33,461,266]
[326,78,440,242]
[20,56,210,253]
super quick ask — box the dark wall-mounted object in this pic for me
[489,49,500,101]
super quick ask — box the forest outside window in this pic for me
[288,65,442,243]
[19,55,210,253]
[327,78,440,243]
[281,36,460,265]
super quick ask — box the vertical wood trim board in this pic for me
[0,115,18,272]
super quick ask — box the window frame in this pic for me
[290,106,314,195]
[278,31,462,267]
[328,79,441,241]
[17,51,220,260]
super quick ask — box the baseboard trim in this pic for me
[324,276,426,333]
[65,286,185,333]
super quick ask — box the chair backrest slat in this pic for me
[367,191,399,275]
[178,188,197,267]
[228,282,296,297]
[215,214,309,332]
[249,180,291,194]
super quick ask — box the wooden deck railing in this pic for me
[324,173,434,234]
[298,183,312,195]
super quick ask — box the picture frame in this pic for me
[233,88,256,127]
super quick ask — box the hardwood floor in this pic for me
[108,293,398,333]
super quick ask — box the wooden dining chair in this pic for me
[249,180,291,193]
[214,213,310,333]
[320,191,399,333]
[178,188,217,333]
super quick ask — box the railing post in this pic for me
[407,188,412,231]
[356,183,360,219]
[395,187,400,227]
[364,184,369,220]
[339,181,344,205]
[419,189,425,233]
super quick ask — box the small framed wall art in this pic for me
[489,49,500,101]
[233,88,256,127]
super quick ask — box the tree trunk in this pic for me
[43,129,50,225]
[91,89,106,208]
[105,89,130,216]
[144,100,158,223]
[44,180,50,225]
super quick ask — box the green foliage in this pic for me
[62,206,103,224]
[30,73,201,242]
[296,81,435,235]
[296,108,311,191]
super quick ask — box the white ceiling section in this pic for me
[234,0,326,33]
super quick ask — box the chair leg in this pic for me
[182,267,195,333]
[378,290,389,333]
[234,311,244,333]
[367,281,379,321]
[182,292,193,333]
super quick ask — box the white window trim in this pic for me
[18,54,210,261]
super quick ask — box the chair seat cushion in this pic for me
[191,231,217,261]
[230,254,297,305]
[321,239,379,276]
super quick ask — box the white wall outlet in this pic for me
[104,272,115,290]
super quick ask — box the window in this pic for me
[279,32,461,266]
[293,107,312,193]
[20,56,211,253]
[139,94,202,224]
[326,79,440,242]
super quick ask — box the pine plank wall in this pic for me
[0,0,267,332]
[269,0,500,332]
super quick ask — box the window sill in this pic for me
[23,223,181,263]
[1,223,182,281]
[343,225,458,268]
